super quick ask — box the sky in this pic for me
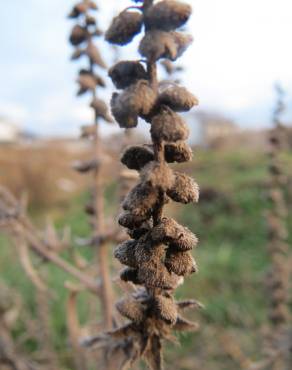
[0,0,291,137]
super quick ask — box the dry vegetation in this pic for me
[0,1,291,370]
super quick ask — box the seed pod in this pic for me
[105,10,143,45]
[144,0,192,31]
[139,30,192,62]
[151,106,189,143]
[86,42,106,68]
[90,98,114,123]
[153,295,178,325]
[69,25,88,46]
[122,182,159,218]
[140,161,174,191]
[121,145,154,170]
[116,297,145,322]
[158,84,199,112]
[114,240,138,268]
[77,73,97,92]
[109,61,148,89]
[167,172,199,204]
[85,15,96,26]
[165,250,197,276]
[111,80,157,128]
[177,299,204,311]
[151,217,198,251]
[68,3,88,18]
[164,141,193,163]
[79,69,105,88]
[173,316,199,332]
[120,267,141,285]
[138,262,181,290]
[71,48,85,60]
[118,211,149,229]
[127,221,152,240]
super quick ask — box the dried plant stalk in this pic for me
[68,0,114,329]
[264,84,291,370]
[85,1,201,369]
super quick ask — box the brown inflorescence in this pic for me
[88,1,201,369]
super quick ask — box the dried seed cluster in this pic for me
[100,1,201,368]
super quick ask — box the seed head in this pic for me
[109,61,148,89]
[105,10,143,45]
[167,172,199,204]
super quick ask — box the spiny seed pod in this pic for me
[111,80,157,128]
[140,161,174,191]
[97,1,200,368]
[153,295,178,324]
[139,30,193,62]
[118,210,149,229]
[70,25,88,45]
[167,172,200,204]
[86,42,106,68]
[105,10,143,45]
[144,0,192,31]
[90,98,114,123]
[151,217,198,251]
[164,141,193,163]
[116,297,145,322]
[122,182,159,217]
[109,61,148,89]
[151,106,190,142]
[165,250,197,276]
[120,267,141,285]
[121,145,154,171]
[114,240,138,268]
[158,84,199,112]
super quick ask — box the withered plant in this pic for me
[264,84,291,370]
[68,0,115,330]
[85,1,202,369]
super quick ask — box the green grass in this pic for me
[1,148,292,369]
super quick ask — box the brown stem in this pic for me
[89,48,114,329]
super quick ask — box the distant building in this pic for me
[196,112,239,147]
[0,117,20,143]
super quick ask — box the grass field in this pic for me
[1,148,291,370]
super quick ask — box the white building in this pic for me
[0,117,20,143]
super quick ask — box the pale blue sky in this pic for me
[0,0,291,136]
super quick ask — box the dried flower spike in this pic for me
[87,2,200,369]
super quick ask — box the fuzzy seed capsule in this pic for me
[158,84,199,112]
[116,297,145,322]
[151,106,189,143]
[165,250,197,276]
[144,0,192,31]
[164,141,193,163]
[139,30,193,62]
[114,240,138,268]
[109,61,148,89]
[167,172,199,204]
[86,42,106,68]
[122,182,159,218]
[106,10,143,45]
[111,80,157,128]
[140,161,174,191]
[153,295,178,325]
[69,25,88,46]
[90,98,114,123]
[121,145,154,171]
